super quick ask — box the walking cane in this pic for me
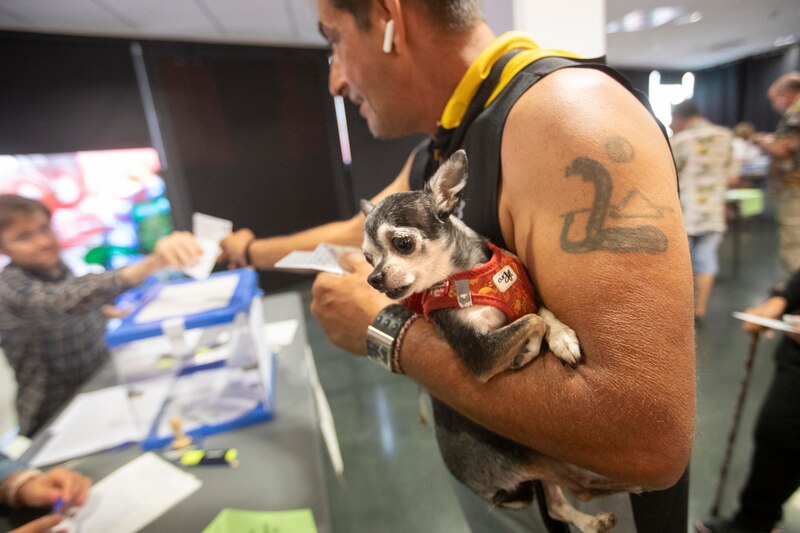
[710,330,760,518]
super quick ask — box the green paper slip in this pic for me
[202,508,318,533]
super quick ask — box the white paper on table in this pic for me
[183,213,233,279]
[30,379,172,467]
[63,453,201,533]
[135,275,239,323]
[263,319,299,349]
[274,243,360,275]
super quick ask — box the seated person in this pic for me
[1,451,90,533]
[0,194,202,436]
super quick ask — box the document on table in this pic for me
[30,379,172,467]
[62,453,201,533]
[274,243,360,275]
[263,319,299,349]
[202,508,317,533]
[184,212,233,279]
[135,274,239,323]
[732,311,800,334]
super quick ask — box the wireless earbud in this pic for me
[382,19,395,54]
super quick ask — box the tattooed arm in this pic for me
[398,69,695,488]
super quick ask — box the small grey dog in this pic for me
[361,150,635,532]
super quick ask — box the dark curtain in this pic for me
[0,32,150,155]
[693,63,742,128]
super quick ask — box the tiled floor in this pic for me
[301,210,800,532]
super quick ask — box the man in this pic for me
[221,1,695,530]
[0,194,202,436]
[696,268,800,533]
[670,99,735,320]
[751,71,800,273]
[1,451,90,533]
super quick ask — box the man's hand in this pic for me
[310,253,393,354]
[8,514,64,533]
[153,231,203,270]
[219,229,255,269]
[741,296,788,336]
[15,467,91,508]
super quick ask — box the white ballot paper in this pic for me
[134,274,239,323]
[59,453,201,533]
[732,311,800,334]
[274,243,360,275]
[184,212,233,279]
[30,379,172,467]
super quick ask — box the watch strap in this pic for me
[366,304,416,373]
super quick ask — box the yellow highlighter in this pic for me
[180,448,239,467]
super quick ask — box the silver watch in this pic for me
[366,304,414,372]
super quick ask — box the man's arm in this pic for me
[312,69,694,490]
[220,154,415,269]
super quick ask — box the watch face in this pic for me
[367,326,394,370]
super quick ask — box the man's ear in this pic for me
[360,199,375,216]
[426,149,468,219]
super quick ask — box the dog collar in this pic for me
[401,243,536,321]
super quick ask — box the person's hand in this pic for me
[15,467,91,508]
[153,231,203,269]
[310,253,393,354]
[741,296,787,336]
[8,513,64,533]
[101,305,132,319]
[219,229,255,269]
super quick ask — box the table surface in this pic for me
[3,291,332,533]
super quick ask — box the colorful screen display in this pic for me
[0,148,172,275]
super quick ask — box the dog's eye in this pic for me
[363,252,373,265]
[391,236,415,254]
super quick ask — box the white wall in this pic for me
[483,0,606,59]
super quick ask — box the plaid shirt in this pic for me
[0,262,131,436]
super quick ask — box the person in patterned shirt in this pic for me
[0,194,202,436]
[752,71,800,273]
[670,99,735,320]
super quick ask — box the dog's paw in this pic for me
[548,326,581,367]
[587,512,617,533]
[509,335,543,369]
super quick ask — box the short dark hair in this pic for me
[671,99,700,120]
[0,194,51,236]
[329,0,481,32]
[771,71,800,94]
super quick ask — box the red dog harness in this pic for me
[401,243,537,321]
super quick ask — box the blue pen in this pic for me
[52,497,64,513]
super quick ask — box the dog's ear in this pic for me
[360,199,375,216]
[427,149,468,218]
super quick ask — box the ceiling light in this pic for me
[675,11,703,25]
[775,34,796,47]
[606,6,685,33]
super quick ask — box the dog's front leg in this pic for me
[538,307,581,366]
[542,481,617,533]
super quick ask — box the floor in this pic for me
[301,210,800,532]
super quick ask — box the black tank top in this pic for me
[408,54,671,250]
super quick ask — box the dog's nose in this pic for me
[367,271,385,289]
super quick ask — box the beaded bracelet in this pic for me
[392,313,422,374]
[3,468,42,508]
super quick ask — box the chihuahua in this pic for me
[360,150,637,533]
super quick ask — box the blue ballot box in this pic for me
[105,268,274,450]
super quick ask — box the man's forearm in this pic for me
[249,216,364,269]
[398,319,693,489]
[117,255,163,286]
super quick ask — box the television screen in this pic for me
[0,147,173,275]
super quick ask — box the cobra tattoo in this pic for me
[560,156,668,254]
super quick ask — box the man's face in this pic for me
[317,0,412,138]
[768,89,797,114]
[0,211,61,270]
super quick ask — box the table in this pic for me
[2,291,332,533]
